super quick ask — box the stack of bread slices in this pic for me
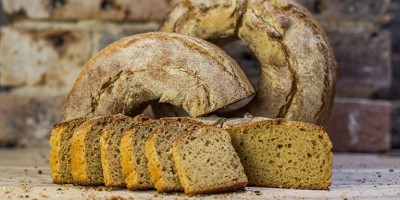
[50,114,332,195]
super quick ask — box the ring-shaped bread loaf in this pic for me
[160,0,337,125]
[62,32,255,121]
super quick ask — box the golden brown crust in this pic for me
[184,180,247,195]
[160,0,337,125]
[62,32,255,121]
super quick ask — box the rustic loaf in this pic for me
[49,116,88,184]
[172,126,248,195]
[62,32,255,121]
[100,115,150,187]
[223,117,333,190]
[160,0,337,125]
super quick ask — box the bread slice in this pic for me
[70,114,133,185]
[222,117,333,190]
[172,127,248,195]
[49,117,88,184]
[100,115,150,187]
[145,122,205,192]
[120,118,208,190]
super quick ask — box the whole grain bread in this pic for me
[70,114,133,185]
[145,122,207,192]
[222,117,333,190]
[62,32,255,121]
[100,115,150,187]
[160,0,337,125]
[120,118,209,190]
[172,126,248,195]
[49,116,89,184]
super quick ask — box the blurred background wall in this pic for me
[0,0,399,153]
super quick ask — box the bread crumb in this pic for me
[108,196,127,200]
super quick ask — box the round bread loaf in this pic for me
[160,0,337,125]
[62,32,255,121]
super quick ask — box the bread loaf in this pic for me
[223,117,333,189]
[160,0,337,125]
[172,126,248,195]
[62,32,255,121]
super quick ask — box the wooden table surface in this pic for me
[0,146,399,199]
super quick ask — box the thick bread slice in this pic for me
[145,122,207,192]
[100,115,150,187]
[160,0,337,125]
[120,118,208,190]
[49,117,88,184]
[62,32,255,121]
[70,114,132,185]
[223,117,333,190]
[172,127,248,195]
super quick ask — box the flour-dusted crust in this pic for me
[160,0,337,125]
[62,32,254,121]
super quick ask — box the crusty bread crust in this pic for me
[49,125,67,184]
[160,0,337,125]
[70,123,93,185]
[62,32,255,121]
[144,133,167,191]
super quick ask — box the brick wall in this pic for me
[0,0,398,151]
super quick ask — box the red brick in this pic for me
[0,25,92,94]
[324,98,391,152]
[1,0,179,21]
[0,94,65,147]
[326,28,392,98]
[314,0,390,24]
[95,22,158,51]
[391,100,400,149]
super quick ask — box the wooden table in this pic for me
[1,146,399,199]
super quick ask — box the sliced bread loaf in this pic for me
[120,118,206,190]
[49,117,88,184]
[172,126,248,195]
[145,122,205,192]
[70,114,133,185]
[100,115,150,187]
[222,117,333,190]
